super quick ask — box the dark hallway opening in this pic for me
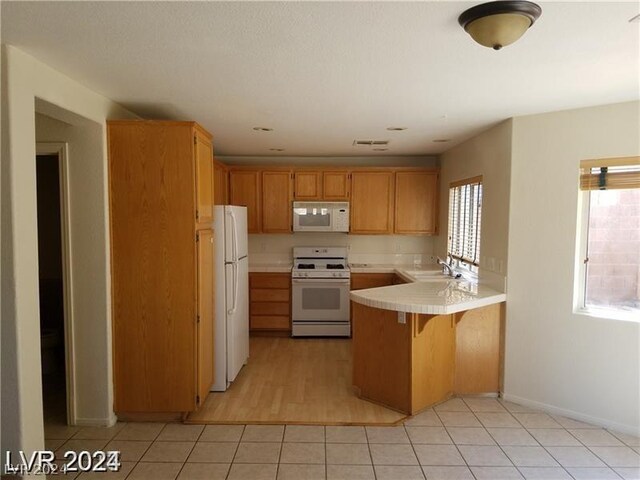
[36,153,67,425]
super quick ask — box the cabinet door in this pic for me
[196,229,214,405]
[323,171,350,200]
[229,170,261,233]
[262,171,292,233]
[194,130,213,225]
[350,171,394,234]
[294,171,322,200]
[213,161,228,205]
[350,273,396,290]
[395,171,438,234]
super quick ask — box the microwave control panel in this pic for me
[334,208,350,232]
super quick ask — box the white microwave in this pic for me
[292,202,349,233]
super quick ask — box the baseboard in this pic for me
[73,413,117,427]
[502,392,640,436]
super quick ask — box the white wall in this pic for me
[1,45,137,462]
[34,113,116,426]
[436,120,512,291]
[506,101,640,434]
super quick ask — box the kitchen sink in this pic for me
[405,270,463,282]
[404,270,443,277]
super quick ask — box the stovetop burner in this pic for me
[298,264,315,269]
[326,264,344,269]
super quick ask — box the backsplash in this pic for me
[248,234,435,265]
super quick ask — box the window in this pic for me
[578,157,640,319]
[448,176,483,271]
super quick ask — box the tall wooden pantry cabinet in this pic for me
[108,120,214,416]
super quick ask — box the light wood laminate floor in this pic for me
[187,337,406,425]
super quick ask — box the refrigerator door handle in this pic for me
[228,209,238,263]
[228,262,238,315]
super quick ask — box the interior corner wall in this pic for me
[436,120,512,286]
[507,101,640,434]
[1,45,137,463]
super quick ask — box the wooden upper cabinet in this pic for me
[262,171,292,233]
[294,171,322,200]
[213,161,228,205]
[229,170,261,233]
[323,171,350,200]
[394,171,438,235]
[194,129,213,225]
[350,171,394,234]
[196,228,215,403]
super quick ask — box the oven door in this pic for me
[292,278,350,322]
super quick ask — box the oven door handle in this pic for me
[292,278,351,285]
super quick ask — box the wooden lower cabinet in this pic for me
[351,273,395,290]
[352,302,503,415]
[250,273,291,335]
[196,229,215,405]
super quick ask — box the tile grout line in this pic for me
[403,421,434,480]
[363,426,378,480]
[433,402,479,480]
[172,423,206,480]
[274,426,284,480]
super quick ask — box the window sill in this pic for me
[575,307,640,324]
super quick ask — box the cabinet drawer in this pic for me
[250,316,290,330]
[251,302,290,316]
[251,289,290,302]
[250,275,291,289]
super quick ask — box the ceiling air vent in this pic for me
[352,140,390,146]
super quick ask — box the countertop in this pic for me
[248,263,292,273]
[349,265,506,315]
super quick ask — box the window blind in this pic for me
[448,176,482,266]
[580,156,640,191]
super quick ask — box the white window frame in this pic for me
[447,176,483,275]
[574,157,640,323]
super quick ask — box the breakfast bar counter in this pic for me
[350,276,506,415]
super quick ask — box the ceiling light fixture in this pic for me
[433,139,451,143]
[373,148,388,151]
[386,127,407,131]
[253,127,273,132]
[269,148,285,152]
[458,1,542,50]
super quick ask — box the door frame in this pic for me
[36,142,77,425]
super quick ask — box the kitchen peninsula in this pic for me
[350,270,506,415]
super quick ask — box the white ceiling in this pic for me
[2,1,639,156]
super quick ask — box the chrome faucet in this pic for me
[437,255,459,278]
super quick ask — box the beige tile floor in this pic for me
[41,397,640,480]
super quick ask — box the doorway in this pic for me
[36,143,74,427]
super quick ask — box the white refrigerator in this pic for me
[212,206,249,392]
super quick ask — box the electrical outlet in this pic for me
[397,311,406,324]
[260,242,266,252]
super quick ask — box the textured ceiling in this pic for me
[2,1,639,156]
